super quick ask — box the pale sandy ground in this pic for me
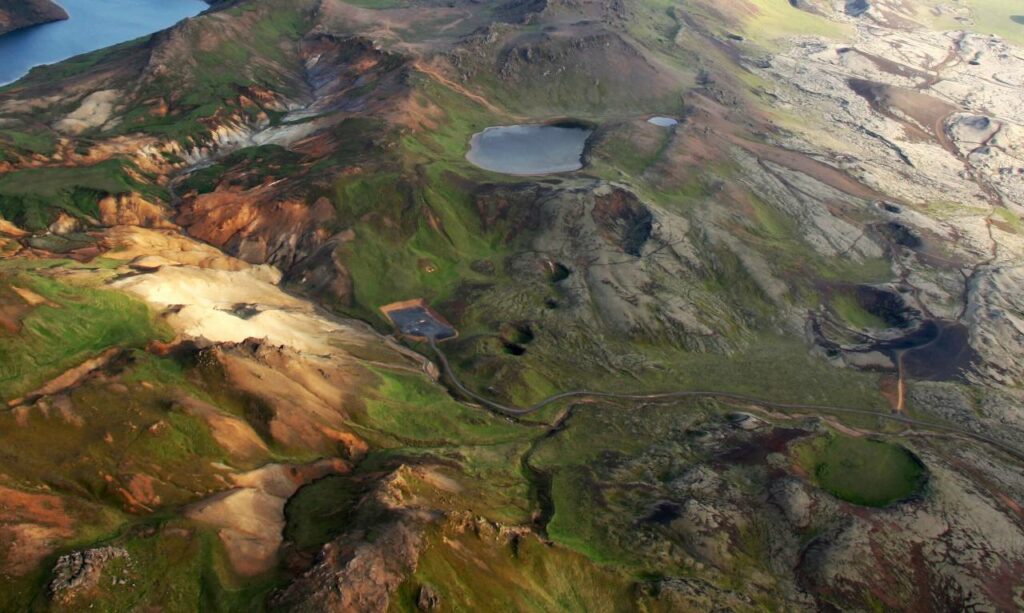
[54,90,119,134]
[185,460,348,575]
[114,264,378,355]
[102,227,383,355]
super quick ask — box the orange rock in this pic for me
[98,193,176,229]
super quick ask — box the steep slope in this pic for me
[1,0,1024,609]
[0,0,68,36]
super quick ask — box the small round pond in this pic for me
[466,123,593,175]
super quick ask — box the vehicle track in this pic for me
[428,339,1024,462]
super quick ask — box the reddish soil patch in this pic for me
[0,485,75,576]
[879,374,900,411]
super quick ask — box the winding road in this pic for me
[427,339,1024,463]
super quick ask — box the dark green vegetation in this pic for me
[792,433,926,507]
[284,475,366,550]
[829,290,888,330]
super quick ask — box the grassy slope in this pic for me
[0,330,535,608]
[967,0,1024,47]
[330,74,516,324]
[391,525,666,613]
[4,520,279,612]
[830,291,888,330]
[0,264,173,400]
[0,348,262,611]
[0,0,958,607]
[352,369,532,447]
[927,0,1024,46]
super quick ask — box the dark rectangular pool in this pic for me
[380,299,457,342]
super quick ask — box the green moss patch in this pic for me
[351,369,531,447]
[284,475,366,550]
[829,291,888,330]
[792,433,926,507]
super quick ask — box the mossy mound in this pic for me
[793,433,926,507]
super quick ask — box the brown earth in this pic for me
[0,485,74,576]
[0,0,68,36]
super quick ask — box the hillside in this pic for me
[1,0,1023,610]
[0,0,68,36]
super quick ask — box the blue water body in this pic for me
[466,124,593,175]
[0,0,208,85]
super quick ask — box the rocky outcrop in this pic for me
[273,467,432,612]
[98,193,176,229]
[965,265,1024,386]
[48,547,129,604]
[275,519,423,612]
[0,0,68,36]
[282,231,355,310]
[470,180,747,361]
[175,185,335,269]
[54,90,120,134]
[185,459,350,576]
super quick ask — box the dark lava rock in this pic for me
[643,501,683,525]
[0,0,69,36]
[871,221,922,249]
[592,188,653,257]
[470,259,496,275]
[283,238,354,308]
[845,0,870,16]
[417,584,442,610]
[855,285,917,328]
